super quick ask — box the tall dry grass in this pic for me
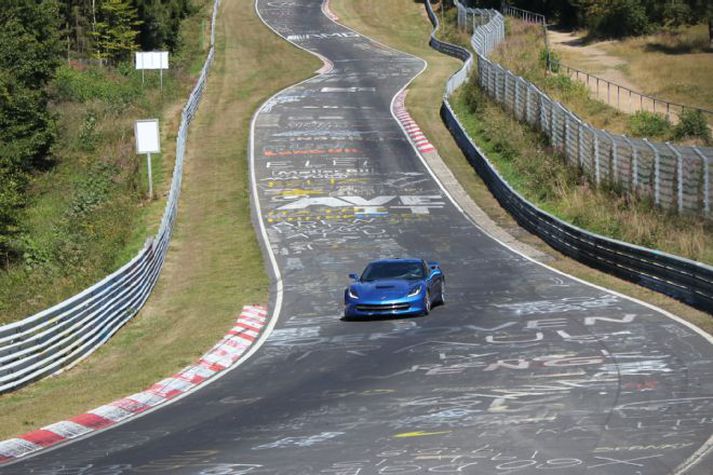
[453,81,713,264]
[492,20,631,134]
[603,24,713,119]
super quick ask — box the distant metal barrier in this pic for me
[558,62,713,124]
[0,0,222,393]
[424,0,713,314]
[501,2,545,25]
[499,3,713,125]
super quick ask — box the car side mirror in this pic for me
[349,273,359,281]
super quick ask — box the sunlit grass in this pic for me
[0,0,317,438]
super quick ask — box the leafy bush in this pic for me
[586,0,650,38]
[662,2,693,29]
[627,111,672,138]
[540,48,560,73]
[462,79,481,114]
[542,74,589,103]
[78,112,98,151]
[673,109,711,143]
[53,65,141,108]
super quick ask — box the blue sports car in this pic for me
[344,258,445,319]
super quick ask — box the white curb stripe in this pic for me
[0,305,269,464]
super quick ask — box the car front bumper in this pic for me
[344,295,425,318]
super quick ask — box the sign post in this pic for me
[134,119,161,199]
[135,51,169,91]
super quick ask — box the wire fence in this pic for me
[0,0,221,394]
[427,0,713,313]
[500,2,713,125]
[453,0,713,217]
[500,2,545,25]
[557,62,713,124]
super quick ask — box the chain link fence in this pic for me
[426,0,713,313]
[460,1,713,217]
[500,2,713,125]
[0,0,221,394]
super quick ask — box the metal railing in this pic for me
[558,62,713,123]
[424,0,713,314]
[455,2,497,34]
[501,2,545,25]
[0,0,222,394]
[499,3,713,124]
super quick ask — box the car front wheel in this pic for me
[435,279,445,306]
[422,290,431,316]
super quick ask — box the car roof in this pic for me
[367,258,423,265]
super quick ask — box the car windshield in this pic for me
[361,261,424,281]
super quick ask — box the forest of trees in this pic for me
[0,0,194,263]
[468,0,713,41]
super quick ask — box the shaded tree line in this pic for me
[467,0,713,41]
[62,0,196,64]
[0,0,195,263]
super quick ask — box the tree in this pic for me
[134,0,194,52]
[0,0,62,261]
[59,0,95,59]
[92,0,142,64]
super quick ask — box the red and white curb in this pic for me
[321,0,339,22]
[394,90,435,153]
[0,305,269,464]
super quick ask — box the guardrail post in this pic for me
[623,136,638,191]
[550,102,556,147]
[666,142,683,213]
[594,133,601,185]
[604,131,617,185]
[577,119,583,168]
[693,146,709,214]
[562,104,569,159]
[644,138,660,206]
[499,67,506,103]
[490,61,496,96]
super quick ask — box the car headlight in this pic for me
[348,288,359,299]
[407,285,422,297]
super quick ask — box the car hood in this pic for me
[352,279,421,300]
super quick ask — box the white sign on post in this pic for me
[135,51,169,70]
[135,51,169,89]
[135,119,160,198]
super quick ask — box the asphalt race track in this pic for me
[5,1,713,473]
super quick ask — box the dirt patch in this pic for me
[549,29,642,113]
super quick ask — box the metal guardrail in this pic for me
[557,62,713,124]
[0,0,222,394]
[424,0,713,314]
[500,2,545,25]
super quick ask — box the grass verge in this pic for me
[331,0,713,335]
[0,0,319,439]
